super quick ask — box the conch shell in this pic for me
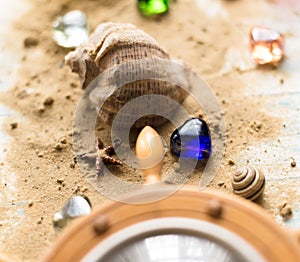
[65,22,189,127]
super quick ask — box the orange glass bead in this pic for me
[249,26,284,66]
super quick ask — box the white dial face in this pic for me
[101,234,239,262]
[82,218,264,262]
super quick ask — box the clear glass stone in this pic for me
[52,10,88,48]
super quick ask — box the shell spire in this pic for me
[232,166,265,201]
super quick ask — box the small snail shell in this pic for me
[232,167,265,201]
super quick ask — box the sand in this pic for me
[0,0,299,260]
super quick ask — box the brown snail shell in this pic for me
[232,167,265,201]
[65,22,189,127]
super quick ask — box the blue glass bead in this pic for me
[170,118,212,160]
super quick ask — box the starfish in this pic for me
[80,138,122,175]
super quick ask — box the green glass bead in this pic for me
[138,0,170,16]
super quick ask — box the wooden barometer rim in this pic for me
[43,186,300,262]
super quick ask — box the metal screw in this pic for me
[93,215,110,234]
[207,198,223,218]
[296,230,300,244]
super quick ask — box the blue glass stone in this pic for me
[170,118,212,160]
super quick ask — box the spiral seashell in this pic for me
[232,167,265,201]
[65,22,189,127]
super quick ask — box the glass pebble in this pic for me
[170,118,212,160]
[138,0,170,16]
[249,26,284,65]
[52,10,88,48]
